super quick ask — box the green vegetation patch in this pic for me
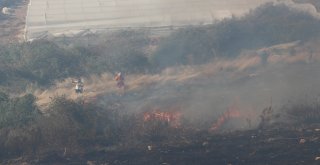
[0,92,39,129]
[152,3,320,68]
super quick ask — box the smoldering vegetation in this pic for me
[2,2,320,164]
[1,76,320,164]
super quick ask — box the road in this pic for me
[26,0,275,40]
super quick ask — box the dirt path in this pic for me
[34,48,315,109]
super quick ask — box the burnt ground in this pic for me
[81,129,320,165]
[4,124,320,165]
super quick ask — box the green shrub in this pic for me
[151,3,320,69]
[0,93,39,129]
[20,40,83,84]
[84,31,151,74]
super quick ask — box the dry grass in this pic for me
[34,43,320,109]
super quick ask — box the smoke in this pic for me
[127,40,320,130]
[276,0,320,19]
[33,39,320,132]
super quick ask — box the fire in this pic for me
[143,109,182,127]
[210,104,241,131]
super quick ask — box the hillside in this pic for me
[2,3,320,93]
[3,40,320,164]
[33,40,320,110]
[1,2,320,164]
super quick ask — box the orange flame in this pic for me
[210,104,241,131]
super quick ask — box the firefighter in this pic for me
[115,72,125,89]
[73,78,84,94]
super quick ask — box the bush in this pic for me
[284,102,320,124]
[0,31,151,88]
[2,3,320,88]
[151,3,320,69]
[85,31,151,74]
[36,95,126,152]
[20,40,83,84]
[0,93,39,129]
[0,41,83,86]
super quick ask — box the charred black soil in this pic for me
[3,124,320,165]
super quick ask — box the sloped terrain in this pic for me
[18,41,320,165]
[2,2,320,165]
[30,127,320,165]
